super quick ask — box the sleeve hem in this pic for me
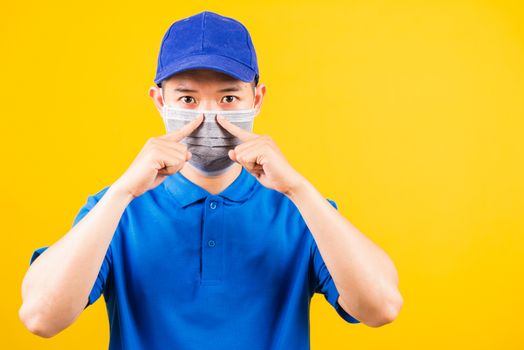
[325,279,361,324]
[29,247,49,265]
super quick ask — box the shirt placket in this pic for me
[201,195,224,284]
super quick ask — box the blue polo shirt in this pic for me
[29,167,359,349]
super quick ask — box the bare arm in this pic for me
[18,115,203,338]
[286,178,404,327]
[19,185,133,337]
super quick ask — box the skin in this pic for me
[19,68,403,338]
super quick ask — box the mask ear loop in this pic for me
[252,85,260,115]
[160,87,166,106]
[159,88,167,118]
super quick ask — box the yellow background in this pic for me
[1,0,523,348]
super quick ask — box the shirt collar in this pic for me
[163,166,258,208]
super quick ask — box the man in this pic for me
[19,10,403,349]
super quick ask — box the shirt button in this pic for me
[208,239,216,247]
[209,201,217,209]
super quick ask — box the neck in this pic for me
[179,162,243,195]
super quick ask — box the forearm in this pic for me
[285,177,403,327]
[19,183,134,337]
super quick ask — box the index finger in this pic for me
[163,114,204,142]
[216,115,258,142]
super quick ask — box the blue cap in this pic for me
[154,11,259,87]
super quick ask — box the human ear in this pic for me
[149,86,164,113]
[253,83,266,112]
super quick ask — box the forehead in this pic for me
[164,68,248,89]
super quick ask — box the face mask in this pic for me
[159,89,258,176]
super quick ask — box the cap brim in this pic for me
[154,54,257,86]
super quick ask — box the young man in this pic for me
[19,11,403,349]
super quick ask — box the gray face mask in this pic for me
[160,92,258,176]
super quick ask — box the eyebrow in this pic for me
[172,84,242,93]
[216,85,242,93]
[173,87,198,93]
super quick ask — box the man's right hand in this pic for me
[113,114,204,199]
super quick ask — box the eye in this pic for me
[221,95,238,103]
[179,96,196,104]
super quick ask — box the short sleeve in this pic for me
[29,187,113,309]
[309,198,360,324]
